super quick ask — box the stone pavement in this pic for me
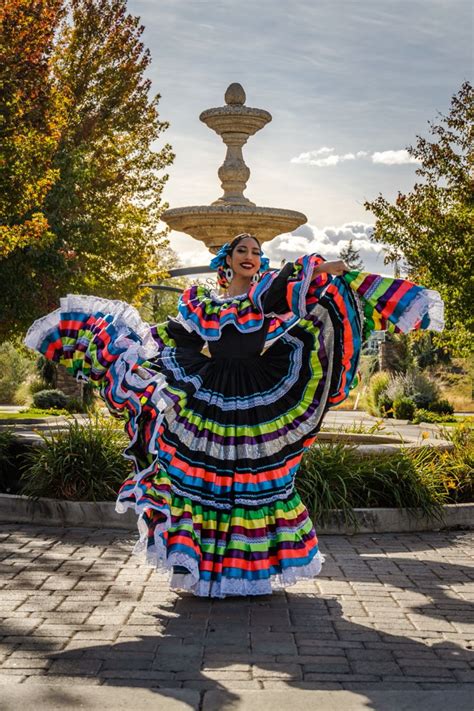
[0,525,473,710]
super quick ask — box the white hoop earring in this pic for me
[225,267,233,283]
[251,273,259,284]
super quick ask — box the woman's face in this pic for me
[226,237,261,278]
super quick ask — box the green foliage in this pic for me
[297,442,445,527]
[0,430,15,476]
[0,0,175,339]
[428,398,455,416]
[419,424,474,503]
[386,370,440,410]
[365,81,474,356]
[365,368,454,421]
[0,341,36,403]
[0,428,27,494]
[409,331,451,368]
[413,409,456,424]
[138,260,187,325]
[297,423,474,527]
[378,394,394,418]
[393,397,416,420]
[0,0,66,259]
[365,371,391,416]
[382,334,415,374]
[20,416,132,501]
[33,389,69,410]
[339,239,364,270]
[0,407,70,419]
[64,397,89,414]
[36,356,57,388]
[12,376,47,406]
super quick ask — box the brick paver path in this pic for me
[1,525,472,702]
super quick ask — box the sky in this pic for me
[129,0,472,274]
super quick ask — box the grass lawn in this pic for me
[0,408,70,420]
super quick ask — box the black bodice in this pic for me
[166,318,271,360]
[208,320,271,359]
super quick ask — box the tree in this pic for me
[0,0,65,258]
[339,239,364,270]
[365,81,474,355]
[0,0,175,339]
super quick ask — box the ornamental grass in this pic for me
[20,415,132,502]
[297,423,473,527]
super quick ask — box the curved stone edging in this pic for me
[0,493,472,535]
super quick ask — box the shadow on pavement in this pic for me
[1,526,473,710]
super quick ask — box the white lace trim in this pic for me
[395,288,445,333]
[138,531,324,598]
[171,313,194,333]
[24,307,62,350]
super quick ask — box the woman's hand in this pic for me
[313,260,350,277]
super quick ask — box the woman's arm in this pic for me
[261,256,348,318]
[313,259,349,278]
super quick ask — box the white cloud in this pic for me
[291,146,419,168]
[264,221,394,274]
[168,222,398,276]
[291,147,360,167]
[371,149,420,165]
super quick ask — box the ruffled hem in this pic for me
[396,288,445,333]
[134,522,324,598]
[24,293,158,357]
[24,306,62,352]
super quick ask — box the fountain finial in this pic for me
[225,83,246,105]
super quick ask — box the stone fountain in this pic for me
[162,83,307,254]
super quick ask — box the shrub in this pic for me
[428,398,455,415]
[20,407,70,417]
[33,389,69,410]
[0,430,16,493]
[393,397,416,420]
[378,394,394,418]
[65,397,89,414]
[413,409,456,424]
[384,376,406,404]
[297,440,445,527]
[12,379,34,406]
[13,376,48,406]
[366,371,391,416]
[406,371,440,409]
[297,422,474,527]
[0,430,35,494]
[36,356,57,388]
[20,416,132,501]
[386,370,440,410]
[0,341,36,404]
[417,424,474,504]
[370,369,443,419]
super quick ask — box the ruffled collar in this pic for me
[177,272,278,340]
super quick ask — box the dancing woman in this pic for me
[25,233,444,598]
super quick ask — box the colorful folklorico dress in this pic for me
[25,255,444,598]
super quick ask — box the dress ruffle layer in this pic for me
[24,260,444,597]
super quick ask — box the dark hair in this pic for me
[228,233,261,256]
